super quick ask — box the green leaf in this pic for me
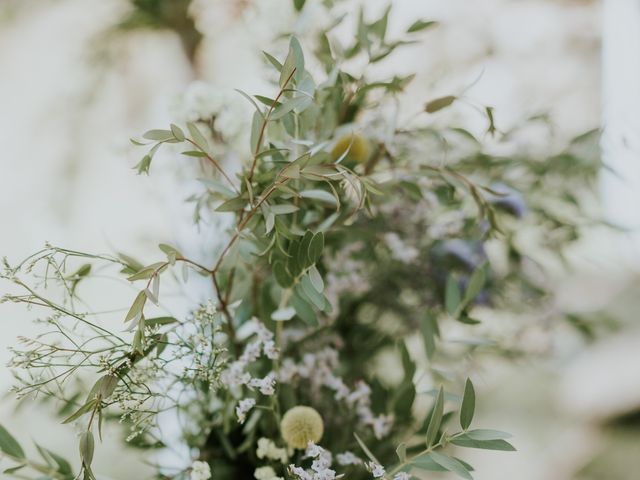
[299,275,326,310]
[396,443,406,462]
[407,19,438,33]
[425,386,444,447]
[290,290,317,326]
[445,275,461,316]
[273,261,293,288]
[451,436,516,451]
[466,429,512,440]
[79,431,94,467]
[145,316,178,326]
[263,51,283,71]
[0,424,25,459]
[170,124,185,141]
[299,189,338,205]
[293,0,306,11]
[187,122,209,150]
[134,154,152,175]
[425,95,457,113]
[270,204,300,215]
[281,37,305,87]
[3,464,26,474]
[421,311,440,360]
[462,263,487,307]
[428,452,473,480]
[460,378,475,430]
[308,265,324,293]
[308,232,324,264]
[250,110,263,154]
[216,197,247,212]
[125,290,147,322]
[99,375,119,399]
[181,150,208,157]
[142,129,173,141]
[271,96,311,120]
[62,399,97,424]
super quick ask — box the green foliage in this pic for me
[0,2,604,479]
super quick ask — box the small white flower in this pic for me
[236,398,256,423]
[336,451,362,465]
[256,437,288,464]
[393,473,412,480]
[190,460,211,480]
[254,465,284,480]
[367,462,386,478]
[288,465,312,480]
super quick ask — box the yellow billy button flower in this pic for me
[331,134,371,164]
[280,406,324,449]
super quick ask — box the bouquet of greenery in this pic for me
[0,3,601,480]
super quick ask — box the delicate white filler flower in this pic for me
[235,398,256,423]
[190,460,211,480]
[367,462,386,478]
[254,465,284,480]
[393,472,412,480]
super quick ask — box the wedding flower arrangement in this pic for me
[0,3,601,480]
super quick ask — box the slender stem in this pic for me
[247,68,297,183]
[185,138,238,194]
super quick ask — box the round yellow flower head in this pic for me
[280,406,324,449]
[331,134,371,164]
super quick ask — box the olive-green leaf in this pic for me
[460,378,475,430]
[451,436,516,452]
[445,275,461,316]
[425,95,457,113]
[308,232,324,264]
[79,431,94,467]
[0,424,25,459]
[462,263,487,307]
[124,290,146,322]
[428,452,473,480]
[62,399,97,424]
[216,197,247,212]
[187,122,209,151]
[407,20,438,33]
[425,386,444,447]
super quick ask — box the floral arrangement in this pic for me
[0,3,601,480]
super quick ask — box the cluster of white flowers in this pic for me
[256,437,288,464]
[393,472,412,480]
[383,232,419,264]
[335,451,362,466]
[288,443,342,480]
[254,466,284,480]
[219,319,280,422]
[235,397,256,424]
[278,347,393,439]
[366,462,386,478]
[190,460,212,480]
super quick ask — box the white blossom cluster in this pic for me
[256,437,288,464]
[190,460,212,480]
[254,465,284,480]
[278,348,393,439]
[220,319,280,423]
[288,442,342,480]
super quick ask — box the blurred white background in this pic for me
[1,0,639,478]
